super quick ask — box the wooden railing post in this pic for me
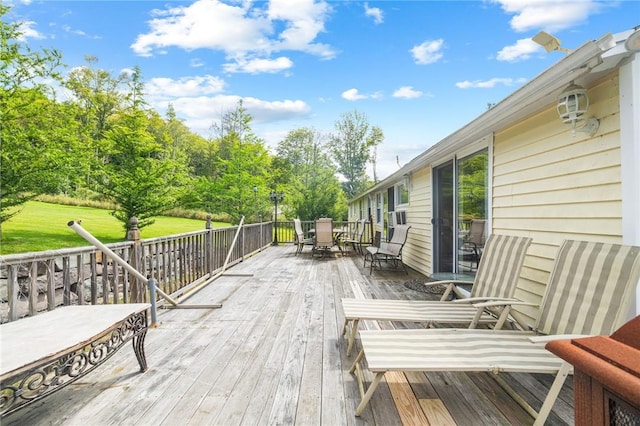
[127,216,144,303]
[206,214,213,275]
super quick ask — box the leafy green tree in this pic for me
[63,56,129,192]
[206,101,271,224]
[96,69,188,232]
[0,5,84,231]
[276,128,346,220]
[328,110,383,199]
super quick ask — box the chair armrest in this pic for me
[529,334,594,344]
[472,300,538,309]
[450,297,519,304]
[424,279,475,286]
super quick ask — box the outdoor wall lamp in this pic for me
[625,26,640,52]
[556,82,599,137]
[269,190,284,245]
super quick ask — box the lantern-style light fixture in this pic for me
[556,82,599,137]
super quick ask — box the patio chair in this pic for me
[349,239,640,425]
[364,225,411,274]
[293,218,313,255]
[312,218,335,257]
[459,218,486,270]
[342,234,532,355]
[343,219,366,254]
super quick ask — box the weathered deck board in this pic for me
[3,245,573,425]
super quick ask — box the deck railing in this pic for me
[0,218,372,323]
[0,219,273,323]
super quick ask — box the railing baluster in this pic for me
[29,262,38,316]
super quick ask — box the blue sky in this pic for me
[8,0,640,179]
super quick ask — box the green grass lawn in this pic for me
[0,201,228,255]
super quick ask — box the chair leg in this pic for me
[345,319,359,356]
[355,371,386,416]
[533,362,572,426]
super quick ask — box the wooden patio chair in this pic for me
[363,224,411,274]
[343,219,366,254]
[342,234,532,355]
[293,218,313,255]
[349,239,640,424]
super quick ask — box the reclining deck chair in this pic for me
[342,234,532,355]
[350,239,640,424]
[364,224,411,274]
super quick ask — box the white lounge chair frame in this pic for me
[349,239,640,424]
[342,234,532,355]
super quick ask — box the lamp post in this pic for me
[253,186,258,222]
[270,190,284,245]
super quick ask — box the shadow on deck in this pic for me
[3,245,573,425]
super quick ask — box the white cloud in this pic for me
[131,0,335,73]
[145,75,225,98]
[190,58,205,68]
[341,88,382,101]
[496,38,542,61]
[17,21,45,41]
[456,77,527,89]
[147,91,311,137]
[392,86,423,99]
[342,88,367,101]
[62,24,86,36]
[410,39,444,65]
[364,3,383,24]
[223,56,293,74]
[491,0,603,33]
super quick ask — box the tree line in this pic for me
[0,5,384,236]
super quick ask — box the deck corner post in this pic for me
[127,216,144,303]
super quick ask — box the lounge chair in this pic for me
[349,239,640,424]
[343,219,367,254]
[293,218,313,255]
[364,224,411,274]
[342,234,532,355]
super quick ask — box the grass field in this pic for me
[0,201,228,255]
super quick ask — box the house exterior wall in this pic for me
[492,71,622,326]
[402,167,432,276]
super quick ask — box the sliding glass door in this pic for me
[433,149,488,274]
[433,161,454,272]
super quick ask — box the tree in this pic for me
[276,128,346,220]
[328,110,383,199]
[63,56,130,193]
[206,101,271,223]
[96,69,188,232]
[0,5,81,230]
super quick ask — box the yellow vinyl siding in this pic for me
[492,71,622,326]
[404,167,432,276]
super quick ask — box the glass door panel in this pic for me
[457,150,488,274]
[432,161,454,273]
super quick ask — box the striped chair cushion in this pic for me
[536,240,640,336]
[471,234,532,300]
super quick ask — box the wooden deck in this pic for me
[3,245,574,425]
